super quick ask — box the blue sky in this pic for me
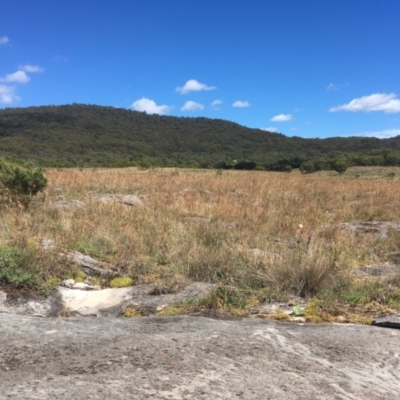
[1,0,400,139]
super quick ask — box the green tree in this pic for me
[332,159,349,174]
[300,160,315,174]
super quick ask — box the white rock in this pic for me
[73,282,92,290]
[61,279,75,288]
[72,282,101,291]
[58,286,134,315]
[40,238,56,251]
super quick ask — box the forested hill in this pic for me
[0,104,399,168]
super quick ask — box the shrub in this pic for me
[0,246,39,289]
[283,165,292,173]
[0,160,47,207]
[109,276,134,288]
[123,307,142,317]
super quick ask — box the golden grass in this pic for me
[1,167,400,306]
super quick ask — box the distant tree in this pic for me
[300,160,315,174]
[332,159,349,174]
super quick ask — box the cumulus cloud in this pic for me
[0,64,44,104]
[260,127,278,132]
[270,114,292,122]
[0,65,44,85]
[181,101,204,111]
[356,129,400,139]
[211,99,222,108]
[21,64,44,73]
[176,79,216,94]
[0,70,30,84]
[0,36,9,45]
[232,100,249,108]
[131,98,173,115]
[330,93,400,114]
[0,85,18,104]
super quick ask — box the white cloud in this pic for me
[131,98,173,115]
[0,64,44,104]
[176,79,216,94]
[330,93,400,114]
[356,129,400,139]
[270,113,292,122]
[260,127,278,132]
[0,70,30,84]
[181,100,204,111]
[0,85,19,104]
[21,64,44,73]
[0,36,9,45]
[326,83,339,91]
[232,100,249,108]
[211,99,222,108]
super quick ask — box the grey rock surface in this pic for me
[66,250,119,278]
[0,290,61,318]
[0,314,399,399]
[90,193,144,207]
[340,221,400,239]
[373,313,400,329]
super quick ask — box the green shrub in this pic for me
[283,165,292,173]
[0,246,39,289]
[0,160,47,207]
[109,276,134,288]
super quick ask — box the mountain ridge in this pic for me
[0,104,399,168]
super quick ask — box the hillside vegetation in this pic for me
[1,104,400,169]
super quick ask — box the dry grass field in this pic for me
[1,166,400,322]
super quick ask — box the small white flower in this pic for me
[298,224,303,229]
